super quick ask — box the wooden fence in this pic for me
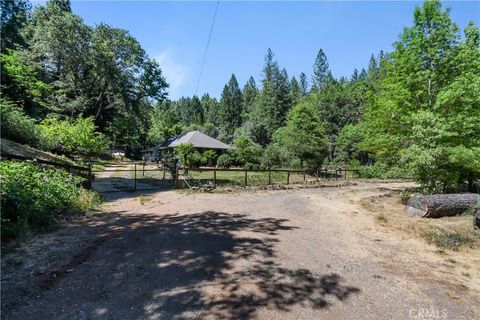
[175,167,359,189]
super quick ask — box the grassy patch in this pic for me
[376,213,388,224]
[421,228,477,251]
[139,194,154,205]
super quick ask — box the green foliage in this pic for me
[357,163,410,180]
[361,1,480,191]
[234,136,263,166]
[261,143,290,168]
[174,144,206,167]
[39,116,108,157]
[312,48,330,91]
[0,98,41,146]
[217,153,234,168]
[0,50,52,112]
[273,101,328,168]
[249,49,293,145]
[218,74,243,142]
[0,160,100,240]
[335,124,365,165]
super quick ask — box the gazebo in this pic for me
[142,130,231,162]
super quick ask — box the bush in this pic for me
[39,116,109,157]
[188,151,206,167]
[0,161,100,241]
[261,143,290,168]
[234,136,263,165]
[357,163,411,179]
[0,99,42,147]
[217,154,234,168]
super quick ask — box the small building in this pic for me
[142,130,231,162]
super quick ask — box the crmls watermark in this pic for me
[409,307,448,319]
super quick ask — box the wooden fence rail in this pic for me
[175,167,359,189]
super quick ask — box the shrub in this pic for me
[357,163,411,179]
[39,116,109,157]
[217,154,234,168]
[0,98,41,147]
[234,136,263,165]
[261,143,290,168]
[0,161,100,241]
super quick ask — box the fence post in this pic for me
[213,168,217,186]
[335,169,338,181]
[303,170,306,183]
[175,167,179,189]
[142,162,146,176]
[287,171,290,184]
[268,170,272,185]
[134,163,137,191]
[316,169,319,181]
[244,170,248,187]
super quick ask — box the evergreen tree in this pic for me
[290,76,302,105]
[312,48,330,91]
[299,72,308,95]
[351,68,359,82]
[242,76,258,118]
[250,49,293,145]
[0,0,31,51]
[218,74,243,141]
[367,54,378,79]
[201,93,219,125]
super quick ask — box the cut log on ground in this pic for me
[475,210,480,229]
[405,193,479,218]
[474,198,480,228]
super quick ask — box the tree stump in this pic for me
[405,193,479,218]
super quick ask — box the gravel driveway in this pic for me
[2,182,479,319]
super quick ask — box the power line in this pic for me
[194,0,220,97]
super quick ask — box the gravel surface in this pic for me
[2,181,479,320]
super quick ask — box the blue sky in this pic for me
[33,1,480,100]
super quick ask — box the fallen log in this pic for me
[474,198,480,228]
[475,210,480,228]
[405,193,479,218]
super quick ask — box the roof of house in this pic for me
[147,131,231,151]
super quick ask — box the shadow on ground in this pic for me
[2,211,360,320]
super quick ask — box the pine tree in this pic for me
[299,72,308,95]
[242,76,258,118]
[351,68,359,82]
[367,54,378,79]
[218,74,243,140]
[290,76,301,105]
[312,48,330,91]
[250,49,293,145]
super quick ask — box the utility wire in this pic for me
[194,0,220,97]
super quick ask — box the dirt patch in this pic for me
[2,182,479,319]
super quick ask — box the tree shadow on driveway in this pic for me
[3,211,360,320]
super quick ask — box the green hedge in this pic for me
[0,161,100,241]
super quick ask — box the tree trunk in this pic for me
[405,193,479,218]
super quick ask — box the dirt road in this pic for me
[2,182,479,319]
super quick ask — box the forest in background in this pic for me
[1,0,479,193]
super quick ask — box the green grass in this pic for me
[180,169,308,187]
[421,228,478,251]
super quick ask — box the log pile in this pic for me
[405,193,479,218]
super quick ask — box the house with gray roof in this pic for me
[142,130,231,162]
